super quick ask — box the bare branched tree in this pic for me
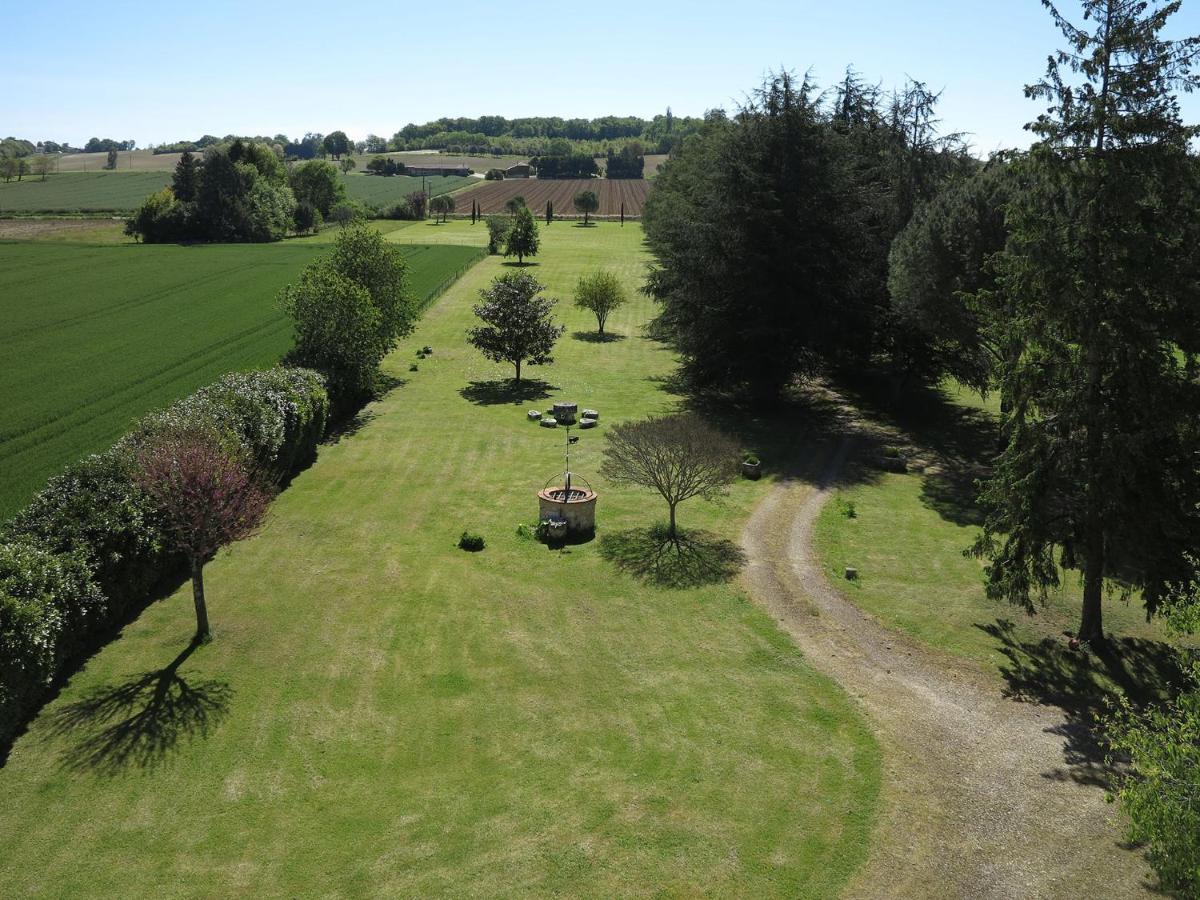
[601,413,740,539]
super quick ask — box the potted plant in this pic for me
[741,452,762,480]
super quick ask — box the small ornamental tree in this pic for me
[601,413,739,539]
[467,271,564,382]
[573,189,599,224]
[504,206,540,264]
[135,431,272,641]
[504,195,527,216]
[339,157,356,174]
[574,270,626,335]
[430,193,456,223]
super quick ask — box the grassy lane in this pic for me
[0,222,879,897]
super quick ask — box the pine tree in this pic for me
[973,0,1200,644]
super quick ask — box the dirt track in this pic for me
[740,441,1154,899]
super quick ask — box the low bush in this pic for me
[485,216,511,255]
[458,532,486,552]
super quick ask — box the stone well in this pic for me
[538,477,597,538]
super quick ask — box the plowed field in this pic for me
[457,179,652,218]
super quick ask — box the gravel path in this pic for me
[740,441,1154,899]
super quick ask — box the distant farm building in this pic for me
[504,163,531,179]
[405,165,471,177]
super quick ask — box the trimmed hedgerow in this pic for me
[0,540,105,743]
[0,365,330,749]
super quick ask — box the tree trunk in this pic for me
[191,559,211,641]
[668,503,677,540]
[514,359,522,383]
[597,316,605,335]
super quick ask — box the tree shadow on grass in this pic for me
[978,618,1190,788]
[46,642,232,775]
[600,525,747,589]
[459,378,555,406]
[572,330,626,344]
[500,261,538,267]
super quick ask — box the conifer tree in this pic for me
[972,0,1200,643]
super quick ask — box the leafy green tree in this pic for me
[339,157,356,174]
[104,149,118,170]
[0,157,18,182]
[430,193,456,223]
[504,206,540,264]
[467,271,564,382]
[171,150,200,201]
[279,263,387,408]
[574,270,626,335]
[323,130,351,159]
[971,0,1200,644]
[485,215,510,254]
[324,224,414,343]
[504,195,527,216]
[31,155,53,181]
[292,200,322,235]
[573,189,599,224]
[288,159,346,217]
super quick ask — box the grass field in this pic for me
[0,172,471,214]
[0,221,879,897]
[0,238,484,519]
[456,178,653,217]
[341,173,475,206]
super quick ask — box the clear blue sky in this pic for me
[7,0,1199,154]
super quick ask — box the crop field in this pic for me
[457,178,653,217]
[341,174,475,206]
[0,238,485,518]
[52,150,183,173]
[0,171,171,213]
[0,171,469,214]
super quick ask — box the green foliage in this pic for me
[429,193,456,223]
[458,532,485,552]
[887,160,1015,393]
[326,225,415,341]
[485,215,510,254]
[1106,662,1200,896]
[125,187,187,243]
[573,269,626,334]
[504,206,540,263]
[970,0,1200,641]
[171,150,199,201]
[322,131,351,159]
[605,143,645,179]
[289,159,347,217]
[531,153,600,179]
[0,540,105,745]
[280,264,384,410]
[467,270,564,382]
[484,168,504,180]
[572,189,599,224]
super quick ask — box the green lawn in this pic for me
[0,239,483,518]
[814,387,1190,698]
[0,221,880,897]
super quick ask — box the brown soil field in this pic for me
[456,179,652,218]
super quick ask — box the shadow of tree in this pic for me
[47,643,232,775]
[600,525,746,589]
[571,330,626,344]
[978,618,1189,787]
[459,378,555,406]
[500,261,538,267]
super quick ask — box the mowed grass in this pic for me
[0,221,880,897]
[814,386,1191,688]
[0,239,484,518]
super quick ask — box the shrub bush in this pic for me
[0,540,105,744]
[485,216,511,255]
[458,532,486,552]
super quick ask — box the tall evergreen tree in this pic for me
[171,150,199,202]
[972,0,1200,643]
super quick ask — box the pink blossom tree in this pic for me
[136,432,272,641]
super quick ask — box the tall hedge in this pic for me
[0,366,328,747]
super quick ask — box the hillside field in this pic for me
[0,171,470,214]
[0,237,484,518]
[457,178,652,217]
[0,221,879,897]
